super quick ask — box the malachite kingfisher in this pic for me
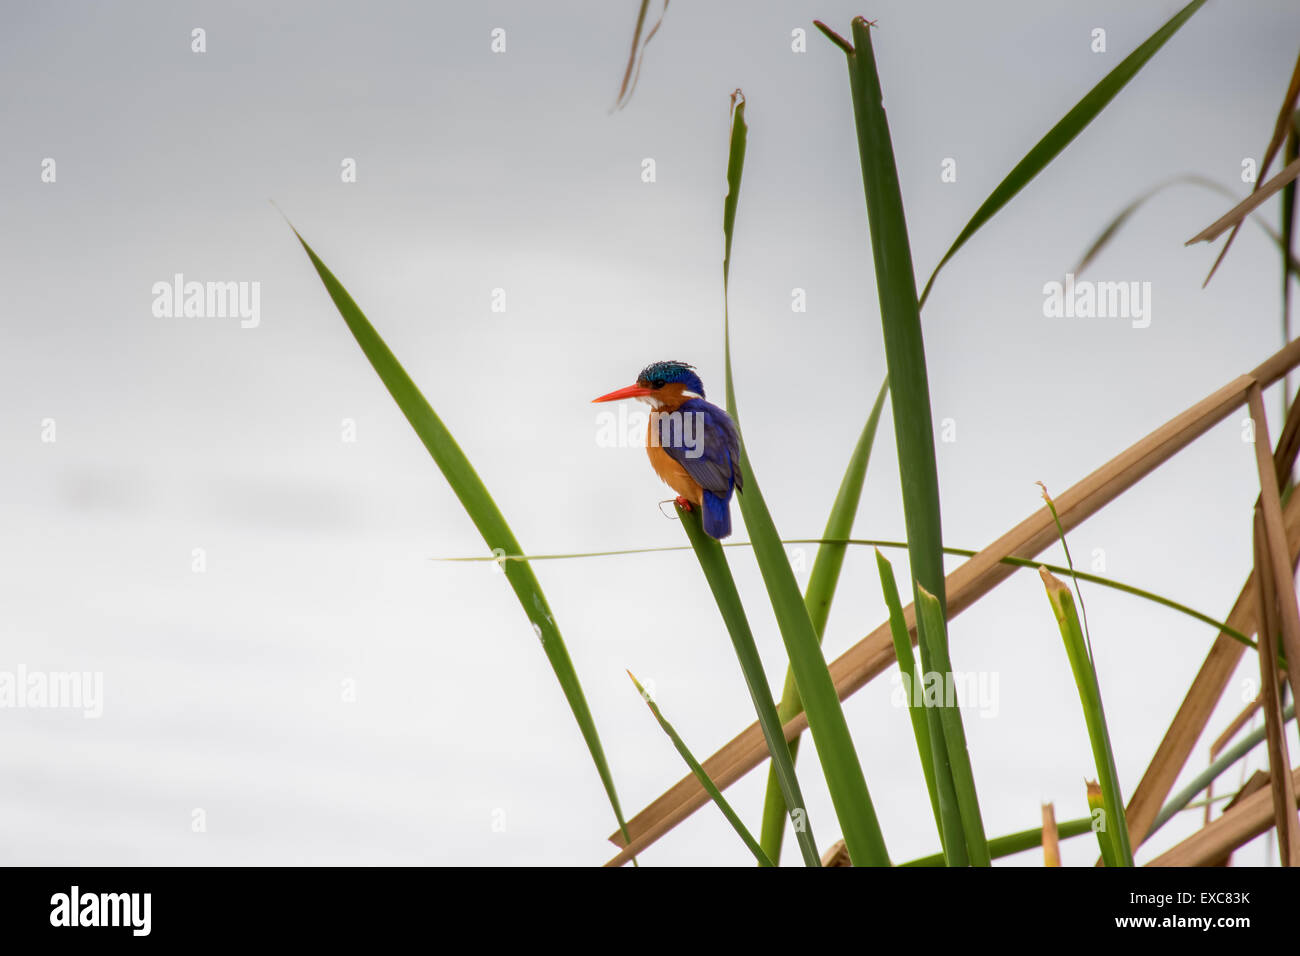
[592,360,743,539]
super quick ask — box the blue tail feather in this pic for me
[702,489,732,539]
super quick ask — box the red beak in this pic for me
[591,384,655,403]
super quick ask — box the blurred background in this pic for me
[1,0,1298,865]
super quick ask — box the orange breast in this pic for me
[646,420,703,505]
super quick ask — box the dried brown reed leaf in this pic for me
[1042,803,1061,867]
[1205,771,1270,866]
[1206,694,1264,828]
[1247,384,1300,708]
[1187,156,1300,247]
[820,840,852,867]
[1115,375,1300,860]
[1148,766,1300,866]
[1211,696,1264,760]
[1196,48,1300,283]
[1251,506,1300,865]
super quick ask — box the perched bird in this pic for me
[592,360,743,539]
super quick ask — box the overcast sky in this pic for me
[2,0,1299,866]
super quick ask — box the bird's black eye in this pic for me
[651,378,665,389]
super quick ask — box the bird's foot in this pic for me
[658,497,695,519]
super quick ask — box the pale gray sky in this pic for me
[2,0,1298,865]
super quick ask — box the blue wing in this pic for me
[655,398,743,497]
